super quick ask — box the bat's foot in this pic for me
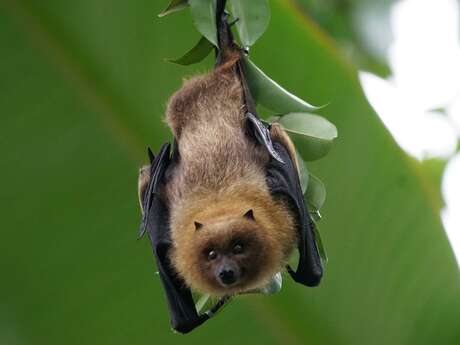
[215,1,237,67]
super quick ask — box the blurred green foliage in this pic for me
[297,0,393,76]
[0,0,459,344]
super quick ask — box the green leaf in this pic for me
[193,293,233,316]
[312,220,328,264]
[229,0,270,47]
[280,112,337,161]
[158,0,189,17]
[310,210,322,222]
[296,150,309,194]
[195,293,211,313]
[305,173,326,212]
[166,36,214,65]
[189,0,217,45]
[244,58,321,113]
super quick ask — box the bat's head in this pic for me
[170,205,296,296]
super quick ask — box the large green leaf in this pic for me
[189,0,218,45]
[158,0,189,17]
[244,57,321,113]
[166,35,214,65]
[1,1,459,345]
[229,0,270,47]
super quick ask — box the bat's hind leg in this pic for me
[270,122,299,172]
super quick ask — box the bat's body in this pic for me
[140,55,299,296]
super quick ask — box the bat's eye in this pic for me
[207,250,217,261]
[232,243,244,255]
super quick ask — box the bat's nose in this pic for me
[216,258,240,286]
[219,269,236,285]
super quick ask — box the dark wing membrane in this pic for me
[243,110,323,286]
[138,144,169,238]
[265,142,323,286]
[139,143,209,333]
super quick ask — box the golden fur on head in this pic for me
[169,184,296,296]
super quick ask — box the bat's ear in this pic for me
[138,165,151,212]
[147,147,155,164]
[243,209,255,221]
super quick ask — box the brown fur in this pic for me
[139,55,299,296]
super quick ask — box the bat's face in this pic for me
[198,226,265,291]
[171,209,283,296]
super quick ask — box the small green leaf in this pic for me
[311,210,322,222]
[312,221,328,264]
[305,173,326,212]
[296,150,309,194]
[195,293,211,313]
[244,58,321,113]
[158,0,189,17]
[193,293,231,316]
[229,0,270,47]
[189,0,217,46]
[280,112,337,161]
[166,36,214,65]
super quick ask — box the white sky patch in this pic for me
[390,0,460,110]
[360,72,458,160]
[359,0,460,266]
